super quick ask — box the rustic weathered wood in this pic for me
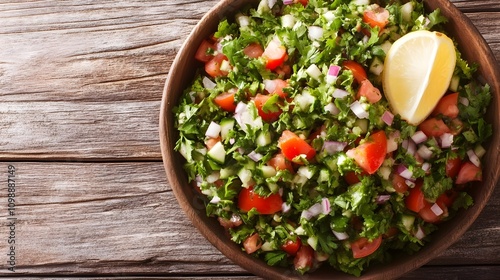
[0,162,498,277]
[0,0,499,279]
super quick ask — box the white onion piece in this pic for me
[431,203,444,216]
[229,138,235,145]
[282,202,291,213]
[376,195,391,204]
[323,141,347,155]
[440,133,454,148]
[268,0,277,9]
[202,76,216,89]
[248,151,263,162]
[411,131,428,144]
[350,101,369,119]
[333,88,349,98]
[263,79,276,94]
[210,196,221,204]
[381,111,394,126]
[414,225,426,240]
[321,197,331,214]
[386,130,400,153]
[467,149,481,167]
[281,14,295,28]
[422,162,431,172]
[308,26,324,41]
[332,230,349,241]
[306,64,322,80]
[459,97,470,106]
[397,165,413,180]
[205,121,221,138]
[324,103,340,115]
[417,145,433,160]
[405,180,415,188]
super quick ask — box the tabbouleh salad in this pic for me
[173,0,492,276]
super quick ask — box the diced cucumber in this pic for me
[307,236,319,250]
[402,215,415,231]
[238,168,253,188]
[220,118,235,140]
[207,142,226,164]
[256,130,272,147]
[369,57,384,76]
[261,165,277,178]
[401,2,414,22]
[220,166,237,179]
[318,168,330,183]
[449,75,460,92]
[354,118,368,134]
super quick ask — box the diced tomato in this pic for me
[391,173,409,193]
[383,227,399,239]
[214,89,237,112]
[351,236,382,259]
[432,93,459,118]
[455,161,482,184]
[254,93,282,122]
[363,7,390,31]
[449,118,464,135]
[217,215,242,229]
[344,171,368,185]
[275,63,292,78]
[296,0,309,7]
[418,118,451,137]
[205,137,221,150]
[205,53,230,78]
[357,79,382,103]
[346,131,387,174]
[405,181,426,213]
[278,130,316,163]
[243,233,262,254]
[268,153,294,173]
[195,39,215,62]
[263,39,287,70]
[343,60,368,83]
[418,202,442,224]
[282,238,302,256]
[436,190,458,208]
[445,155,462,179]
[264,79,289,98]
[308,124,326,141]
[293,245,314,272]
[238,186,283,215]
[243,43,264,59]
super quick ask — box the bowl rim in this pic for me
[159,0,500,279]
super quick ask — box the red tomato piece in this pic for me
[449,118,464,135]
[243,233,262,254]
[243,43,264,59]
[446,155,462,179]
[351,236,382,259]
[405,181,426,213]
[278,130,316,163]
[282,238,302,256]
[195,39,215,62]
[343,60,368,84]
[293,245,314,272]
[418,118,451,137]
[296,0,309,6]
[436,190,458,208]
[238,186,283,215]
[346,131,387,175]
[268,153,294,173]
[205,53,230,78]
[263,39,287,70]
[455,161,482,184]
[418,202,441,224]
[391,173,409,193]
[363,7,390,30]
[357,79,382,103]
[432,93,459,118]
[214,89,237,112]
[254,93,282,122]
[344,171,368,185]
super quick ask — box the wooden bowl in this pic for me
[159,0,500,279]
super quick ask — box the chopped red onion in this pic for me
[324,103,340,115]
[467,149,481,167]
[283,0,294,4]
[323,141,347,155]
[350,101,369,119]
[333,88,349,98]
[440,133,454,148]
[411,131,428,144]
[431,203,444,216]
[376,195,391,204]
[301,203,323,220]
[402,139,416,156]
[328,65,341,77]
[332,230,349,241]
[282,202,291,213]
[422,162,431,173]
[414,225,426,240]
[417,145,433,160]
[396,165,413,180]
[405,180,415,188]
[381,111,394,126]
[202,76,216,89]
[205,121,221,138]
[459,97,470,106]
[321,198,331,214]
[279,188,284,196]
[248,151,263,162]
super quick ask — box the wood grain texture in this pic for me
[0,162,498,277]
[0,0,499,160]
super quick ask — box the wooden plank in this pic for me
[0,1,499,160]
[0,162,498,276]
[452,0,500,11]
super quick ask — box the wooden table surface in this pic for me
[0,0,499,279]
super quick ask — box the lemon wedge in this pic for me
[382,30,456,125]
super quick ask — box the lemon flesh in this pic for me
[383,30,456,125]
